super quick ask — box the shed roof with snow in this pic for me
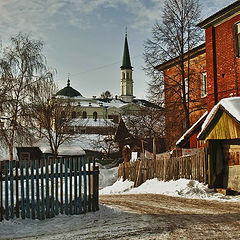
[176,111,208,147]
[198,97,240,140]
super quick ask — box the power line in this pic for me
[70,54,142,77]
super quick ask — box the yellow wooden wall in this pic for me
[205,111,240,140]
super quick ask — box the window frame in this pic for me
[235,22,240,57]
[201,72,207,98]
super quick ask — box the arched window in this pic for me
[93,111,98,120]
[122,72,125,79]
[61,111,65,118]
[72,111,76,118]
[126,72,129,79]
[82,111,87,119]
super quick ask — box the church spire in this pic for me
[120,30,134,103]
[121,31,132,70]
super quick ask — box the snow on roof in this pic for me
[34,137,86,156]
[76,134,117,152]
[198,97,240,139]
[176,111,208,146]
[55,95,86,100]
[70,118,115,127]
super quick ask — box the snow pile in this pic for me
[99,164,118,189]
[100,177,134,195]
[100,178,240,201]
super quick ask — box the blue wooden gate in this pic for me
[0,156,99,221]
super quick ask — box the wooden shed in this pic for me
[198,97,240,191]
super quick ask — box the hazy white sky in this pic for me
[0,0,236,99]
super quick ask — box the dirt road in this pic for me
[3,194,240,240]
[100,194,240,239]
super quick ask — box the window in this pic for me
[126,72,129,79]
[236,22,240,57]
[82,111,87,119]
[20,152,30,161]
[122,72,125,79]
[61,111,65,118]
[72,111,76,118]
[201,72,207,97]
[183,78,189,102]
[93,111,98,120]
[80,129,86,134]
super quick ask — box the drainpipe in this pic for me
[233,24,239,96]
[212,27,218,104]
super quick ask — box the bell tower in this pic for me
[120,32,134,103]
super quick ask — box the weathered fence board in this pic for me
[0,156,99,221]
[118,150,206,186]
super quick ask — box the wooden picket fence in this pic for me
[118,150,206,187]
[0,156,99,221]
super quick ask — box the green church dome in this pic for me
[56,78,82,97]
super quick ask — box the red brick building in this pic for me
[156,1,240,149]
[197,1,240,111]
[155,44,207,148]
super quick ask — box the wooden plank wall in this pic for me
[0,156,99,221]
[118,150,206,187]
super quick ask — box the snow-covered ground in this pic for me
[100,177,240,202]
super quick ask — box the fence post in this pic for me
[5,161,9,220]
[35,160,40,220]
[31,160,35,220]
[74,157,78,214]
[82,156,87,214]
[60,157,64,214]
[64,158,69,215]
[163,158,167,181]
[10,161,14,219]
[50,158,55,218]
[0,161,3,221]
[45,158,50,218]
[40,158,45,220]
[55,158,59,215]
[78,157,82,214]
[92,158,96,212]
[95,166,99,211]
[20,160,25,219]
[88,158,91,212]
[15,161,19,218]
[135,160,142,187]
[69,157,73,215]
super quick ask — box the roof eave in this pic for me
[197,1,240,29]
[154,43,205,71]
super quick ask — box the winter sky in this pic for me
[0,0,236,99]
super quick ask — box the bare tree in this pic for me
[144,0,203,131]
[0,33,54,160]
[32,92,77,156]
[124,106,165,140]
[100,90,112,99]
[88,134,118,158]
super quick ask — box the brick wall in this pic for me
[164,52,207,148]
[205,14,240,111]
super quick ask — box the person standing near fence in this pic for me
[122,145,131,164]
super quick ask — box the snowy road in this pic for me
[100,194,240,239]
[2,194,240,239]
